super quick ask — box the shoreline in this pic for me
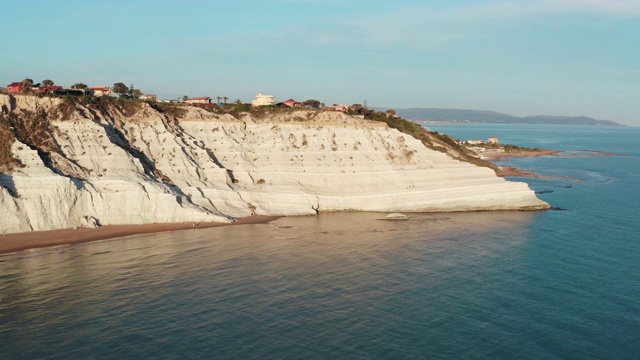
[0,216,280,255]
[0,149,614,255]
[487,149,561,178]
[484,149,562,162]
[488,149,620,177]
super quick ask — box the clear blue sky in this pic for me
[1,0,638,125]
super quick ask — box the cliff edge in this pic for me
[0,94,549,234]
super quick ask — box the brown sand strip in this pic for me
[0,216,280,255]
[496,166,537,178]
[484,149,562,161]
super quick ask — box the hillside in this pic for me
[0,94,548,234]
[389,108,623,126]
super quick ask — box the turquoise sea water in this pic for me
[1,124,639,359]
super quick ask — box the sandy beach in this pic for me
[0,216,280,255]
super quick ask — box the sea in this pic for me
[0,124,639,359]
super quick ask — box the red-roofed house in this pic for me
[185,96,211,104]
[91,86,115,97]
[281,99,302,108]
[33,86,62,94]
[325,105,349,113]
[6,82,23,94]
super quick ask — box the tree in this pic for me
[302,99,321,109]
[21,78,34,92]
[125,84,142,99]
[113,82,129,97]
[71,83,89,96]
[216,96,221,104]
[71,83,88,90]
[223,96,228,104]
[131,89,143,99]
[42,79,54,87]
[182,95,189,102]
[127,83,137,98]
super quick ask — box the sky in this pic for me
[1,0,638,125]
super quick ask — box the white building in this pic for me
[140,94,158,101]
[91,86,115,97]
[185,96,211,104]
[252,93,275,106]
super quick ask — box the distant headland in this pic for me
[388,108,624,126]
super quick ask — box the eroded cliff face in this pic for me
[0,94,549,234]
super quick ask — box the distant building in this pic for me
[6,82,23,94]
[325,105,349,113]
[32,85,62,94]
[185,96,211,104]
[91,86,115,97]
[466,139,485,145]
[252,93,275,106]
[488,136,499,145]
[140,94,158,102]
[280,99,302,108]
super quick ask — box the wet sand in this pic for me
[0,216,280,255]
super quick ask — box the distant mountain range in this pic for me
[386,108,623,126]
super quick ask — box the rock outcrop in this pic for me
[0,94,549,234]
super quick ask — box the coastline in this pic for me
[0,216,280,255]
[0,148,560,254]
[486,149,561,177]
[488,149,621,177]
[1,147,609,254]
[484,149,562,161]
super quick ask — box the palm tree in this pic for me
[216,96,221,104]
[223,96,228,104]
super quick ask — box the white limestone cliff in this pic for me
[0,94,549,234]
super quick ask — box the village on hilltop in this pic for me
[1,79,358,113]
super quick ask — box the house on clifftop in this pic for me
[140,94,158,101]
[91,86,115,97]
[280,99,302,108]
[325,104,349,113]
[185,96,211,104]
[6,82,23,93]
[33,86,62,94]
[252,93,275,106]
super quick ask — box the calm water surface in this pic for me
[1,124,639,359]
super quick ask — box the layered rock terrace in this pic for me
[0,94,549,234]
